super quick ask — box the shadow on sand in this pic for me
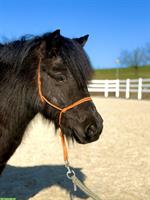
[0,164,88,200]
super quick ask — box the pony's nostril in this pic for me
[86,124,97,138]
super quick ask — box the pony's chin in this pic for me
[72,132,87,144]
[72,129,100,144]
[71,129,93,144]
[61,127,100,144]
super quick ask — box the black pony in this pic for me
[0,30,103,174]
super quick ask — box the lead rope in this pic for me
[38,58,102,200]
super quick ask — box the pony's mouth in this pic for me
[72,129,87,144]
[71,128,100,144]
[61,125,101,144]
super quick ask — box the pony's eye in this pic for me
[56,74,66,82]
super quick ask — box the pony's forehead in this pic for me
[52,57,62,65]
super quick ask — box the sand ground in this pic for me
[0,97,150,200]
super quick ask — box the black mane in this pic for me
[0,32,93,87]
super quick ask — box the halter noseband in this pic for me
[37,58,92,162]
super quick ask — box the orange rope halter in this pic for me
[37,58,92,162]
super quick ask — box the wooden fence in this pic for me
[88,78,150,100]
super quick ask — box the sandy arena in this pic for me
[0,97,150,200]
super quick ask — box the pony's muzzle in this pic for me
[84,114,103,143]
[70,112,103,144]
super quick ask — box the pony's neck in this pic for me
[0,73,37,164]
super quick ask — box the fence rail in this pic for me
[88,78,150,100]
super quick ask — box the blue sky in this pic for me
[0,0,150,68]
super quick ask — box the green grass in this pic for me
[93,65,150,80]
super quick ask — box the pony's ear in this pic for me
[73,35,89,47]
[38,29,61,58]
[51,29,60,39]
[46,29,61,57]
[50,29,61,49]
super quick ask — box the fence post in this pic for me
[104,80,108,97]
[126,79,130,99]
[138,78,142,100]
[115,79,119,98]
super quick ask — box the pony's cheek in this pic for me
[51,97,60,106]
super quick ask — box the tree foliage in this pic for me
[119,42,150,68]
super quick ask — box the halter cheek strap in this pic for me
[37,58,92,162]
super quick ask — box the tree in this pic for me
[144,43,150,64]
[120,48,146,67]
[119,47,147,75]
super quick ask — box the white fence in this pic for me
[88,78,150,100]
